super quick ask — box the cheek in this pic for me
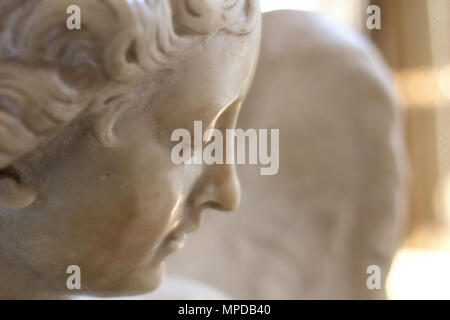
[43,155,185,260]
[123,170,185,249]
[92,166,185,246]
[51,167,185,277]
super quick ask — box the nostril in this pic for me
[191,170,241,212]
[204,201,228,211]
[211,175,241,212]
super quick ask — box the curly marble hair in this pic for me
[0,0,260,168]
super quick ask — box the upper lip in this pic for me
[168,233,187,243]
[187,206,205,231]
[166,207,204,241]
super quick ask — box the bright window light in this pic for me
[387,248,450,300]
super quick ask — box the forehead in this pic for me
[156,26,261,131]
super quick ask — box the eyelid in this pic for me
[210,98,241,130]
[203,99,236,143]
[201,97,244,146]
[203,130,215,144]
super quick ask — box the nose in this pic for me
[192,163,241,211]
[190,98,242,212]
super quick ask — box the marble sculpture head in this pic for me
[0,0,261,298]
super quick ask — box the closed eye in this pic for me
[203,98,239,144]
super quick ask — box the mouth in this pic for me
[164,233,188,253]
[152,207,204,263]
[151,233,187,265]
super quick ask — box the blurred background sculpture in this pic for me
[0,0,261,299]
[167,10,407,299]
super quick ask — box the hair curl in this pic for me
[0,0,260,168]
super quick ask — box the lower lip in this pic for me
[165,235,187,253]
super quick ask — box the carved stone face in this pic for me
[0,23,261,297]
